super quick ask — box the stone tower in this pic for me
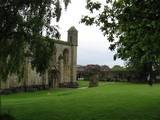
[68,26,78,46]
[68,26,78,82]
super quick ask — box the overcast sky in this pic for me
[57,0,124,67]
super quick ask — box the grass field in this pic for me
[1,81,160,120]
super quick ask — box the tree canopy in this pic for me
[0,0,70,80]
[111,65,124,71]
[81,0,160,73]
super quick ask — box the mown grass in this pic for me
[1,81,160,120]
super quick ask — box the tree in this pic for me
[0,0,71,81]
[112,65,124,71]
[81,0,160,77]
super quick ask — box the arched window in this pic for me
[70,36,72,42]
[63,49,69,65]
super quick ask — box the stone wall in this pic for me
[0,27,79,94]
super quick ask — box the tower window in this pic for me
[70,36,72,42]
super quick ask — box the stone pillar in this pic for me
[59,57,64,84]
[71,46,77,82]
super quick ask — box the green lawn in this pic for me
[1,81,160,120]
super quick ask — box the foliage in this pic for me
[1,82,160,120]
[111,65,124,71]
[85,64,101,74]
[81,0,160,73]
[0,0,70,81]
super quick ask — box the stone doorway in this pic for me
[48,69,60,88]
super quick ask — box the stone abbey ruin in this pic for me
[1,27,78,93]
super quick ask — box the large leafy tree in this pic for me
[0,0,70,80]
[82,0,160,76]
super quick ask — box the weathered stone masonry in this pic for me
[0,26,78,93]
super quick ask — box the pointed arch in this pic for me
[63,48,69,65]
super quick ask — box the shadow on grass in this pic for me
[0,113,15,120]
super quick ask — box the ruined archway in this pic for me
[48,66,60,88]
